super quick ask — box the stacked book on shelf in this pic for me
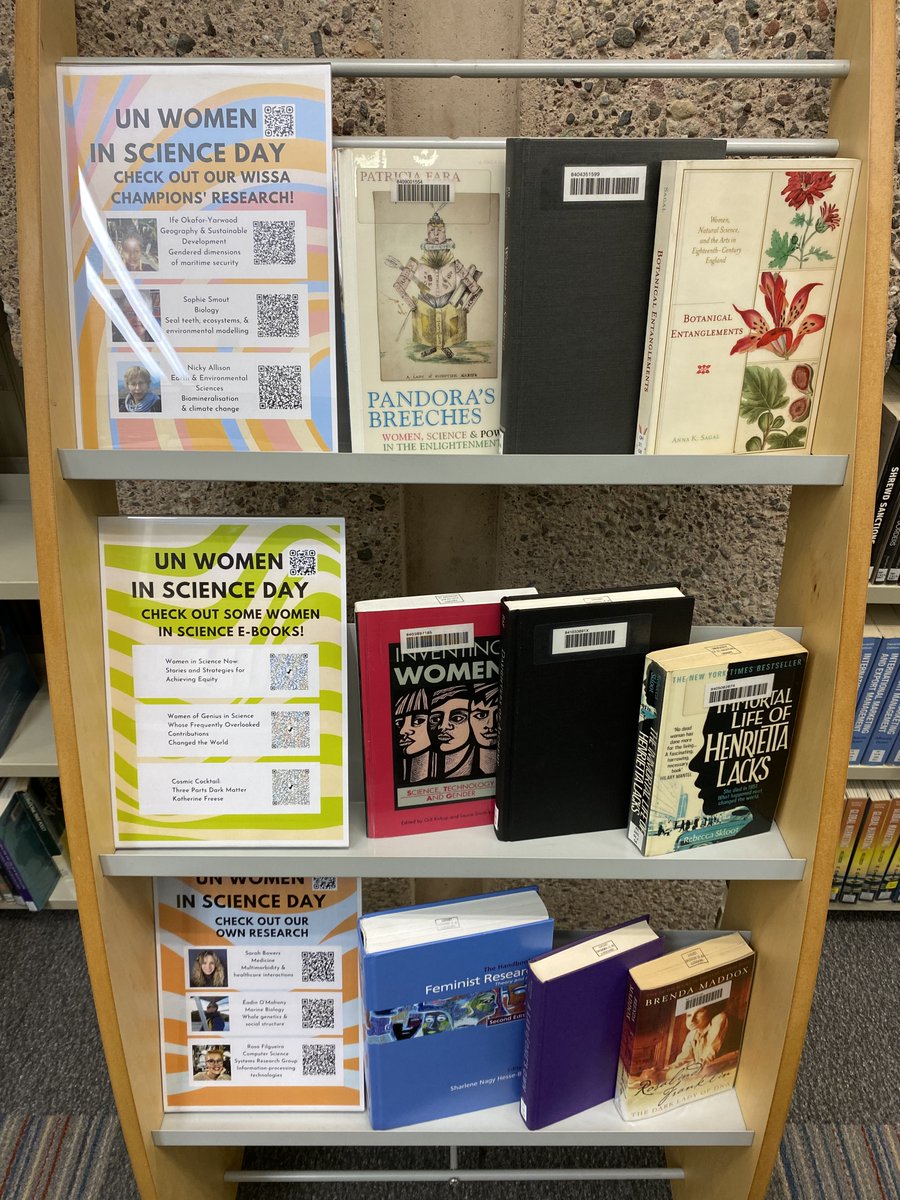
[867,367,900,584]
[0,777,69,911]
[849,606,900,766]
[56,63,861,461]
[831,781,900,904]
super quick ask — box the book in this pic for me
[493,585,694,842]
[860,791,900,902]
[58,62,338,452]
[861,657,900,765]
[0,778,61,911]
[500,137,726,455]
[849,607,900,764]
[519,916,662,1130]
[627,629,808,856]
[615,931,755,1121]
[355,586,537,838]
[155,876,363,1111]
[358,886,554,1129]
[0,602,40,756]
[856,619,882,708]
[335,145,505,454]
[830,784,869,901]
[869,368,900,580]
[635,158,860,455]
[836,787,891,903]
[877,811,900,901]
[99,516,348,847]
[17,778,66,857]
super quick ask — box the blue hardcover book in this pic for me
[359,887,554,1129]
[856,620,882,705]
[862,662,900,764]
[850,607,900,764]
[519,916,663,1130]
[0,779,61,911]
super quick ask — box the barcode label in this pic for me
[591,939,619,960]
[392,181,455,203]
[705,675,775,708]
[551,621,627,655]
[563,166,647,203]
[400,623,474,655]
[675,980,732,1017]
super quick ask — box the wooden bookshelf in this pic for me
[14,2,894,1199]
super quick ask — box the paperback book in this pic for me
[836,786,891,903]
[628,629,808,856]
[358,887,554,1129]
[355,587,536,838]
[335,146,505,454]
[500,137,725,454]
[635,158,860,455]
[850,606,900,765]
[519,917,662,1130]
[155,876,363,1111]
[59,62,338,451]
[99,516,348,847]
[831,784,869,901]
[615,931,755,1121]
[494,585,694,841]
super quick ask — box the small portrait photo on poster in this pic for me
[189,994,230,1034]
[107,216,159,273]
[117,363,162,414]
[191,1044,232,1082]
[188,948,229,989]
[110,289,160,344]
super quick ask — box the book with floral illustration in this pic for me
[634,159,859,455]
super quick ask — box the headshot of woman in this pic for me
[190,949,227,989]
[119,365,161,414]
[427,684,475,779]
[393,686,432,782]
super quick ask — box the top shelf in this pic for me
[59,450,849,487]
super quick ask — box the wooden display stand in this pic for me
[15,0,894,1196]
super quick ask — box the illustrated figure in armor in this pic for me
[391,211,483,359]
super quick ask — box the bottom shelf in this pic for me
[153,1090,752,1148]
[0,857,77,912]
[829,899,897,913]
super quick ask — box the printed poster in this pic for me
[99,517,347,846]
[156,876,363,1111]
[58,63,337,451]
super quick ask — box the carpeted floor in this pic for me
[0,908,896,1199]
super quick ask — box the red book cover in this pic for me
[355,588,536,838]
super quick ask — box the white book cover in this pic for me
[635,158,859,455]
[335,145,505,454]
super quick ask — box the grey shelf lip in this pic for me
[99,809,804,880]
[58,449,849,487]
[0,474,38,597]
[152,1091,752,1148]
[829,899,898,912]
[867,584,900,602]
[333,136,841,157]
[845,765,900,780]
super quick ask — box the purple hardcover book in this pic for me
[519,916,662,1130]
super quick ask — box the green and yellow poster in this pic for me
[99,517,347,846]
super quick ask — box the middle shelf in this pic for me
[100,803,805,879]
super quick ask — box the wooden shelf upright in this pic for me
[14,0,894,1197]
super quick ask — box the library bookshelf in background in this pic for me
[15,2,895,1200]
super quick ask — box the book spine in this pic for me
[498,140,525,453]
[838,799,887,902]
[493,605,517,840]
[831,791,867,900]
[518,968,545,1130]
[0,840,38,911]
[19,789,62,856]
[869,464,900,580]
[875,495,900,583]
[878,836,900,901]
[0,863,19,904]
[861,670,900,764]
[849,642,900,763]
[627,659,666,854]
[861,797,900,901]
[613,974,641,1119]
[634,160,679,455]
[856,635,881,704]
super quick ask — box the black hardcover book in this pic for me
[500,137,726,455]
[871,367,900,581]
[494,585,694,841]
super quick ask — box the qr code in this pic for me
[272,768,311,807]
[258,364,304,411]
[289,548,317,577]
[312,877,337,892]
[263,103,296,139]
[302,1041,337,1078]
[301,949,337,984]
[301,997,337,1030]
[270,651,309,692]
[270,709,311,750]
[256,292,300,339]
[252,219,296,266]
